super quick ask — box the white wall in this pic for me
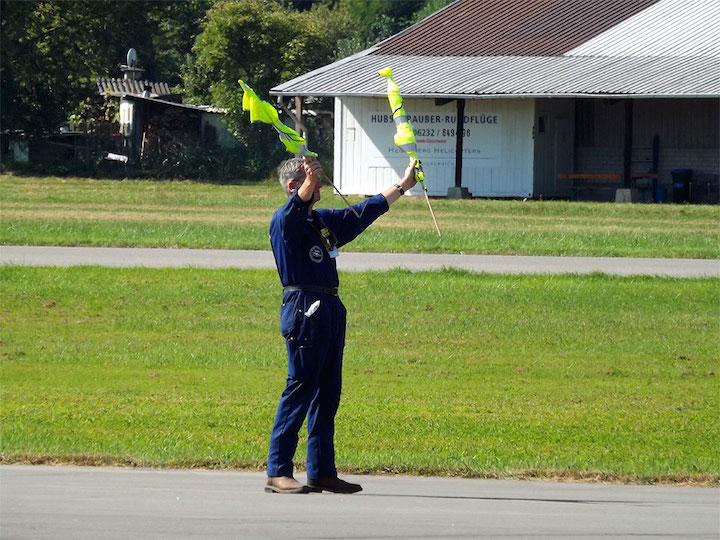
[119,100,135,137]
[334,97,535,197]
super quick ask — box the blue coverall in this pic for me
[267,191,389,479]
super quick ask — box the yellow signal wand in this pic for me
[378,68,441,237]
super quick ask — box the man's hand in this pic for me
[297,157,323,203]
[382,159,419,206]
[303,158,323,184]
[402,159,420,187]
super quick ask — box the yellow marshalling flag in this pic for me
[238,79,360,218]
[238,79,317,157]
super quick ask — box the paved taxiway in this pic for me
[1,466,717,539]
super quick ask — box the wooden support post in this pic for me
[295,96,304,139]
[446,98,470,198]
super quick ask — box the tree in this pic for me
[184,0,355,178]
[411,0,454,23]
[148,0,215,89]
[1,1,148,136]
[0,0,210,138]
[334,0,427,57]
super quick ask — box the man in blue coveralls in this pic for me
[265,157,418,494]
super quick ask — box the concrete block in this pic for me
[447,186,471,199]
[615,188,641,203]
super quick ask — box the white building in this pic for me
[272,0,720,203]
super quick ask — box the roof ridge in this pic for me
[371,0,464,50]
[372,0,662,57]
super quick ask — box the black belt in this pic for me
[283,285,339,296]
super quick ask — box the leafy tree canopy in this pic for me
[185,0,354,102]
[0,0,210,136]
[183,0,356,176]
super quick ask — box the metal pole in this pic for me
[623,99,633,188]
[455,99,466,189]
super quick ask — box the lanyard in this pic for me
[308,217,338,255]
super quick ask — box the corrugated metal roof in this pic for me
[96,78,173,97]
[374,0,659,56]
[271,0,720,98]
[566,0,720,57]
[272,54,720,98]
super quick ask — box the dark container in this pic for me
[671,169,692,203]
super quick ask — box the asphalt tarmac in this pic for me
[1,245,719,277]
[1,465,718,539]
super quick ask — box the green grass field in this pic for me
[2,174,719,258]
[2,266,718,484]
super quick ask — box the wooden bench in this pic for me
[558,173,659,201]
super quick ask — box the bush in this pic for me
[145,141,248,183]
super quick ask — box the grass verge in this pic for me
[1,266,718,484]
[2,174,718,258]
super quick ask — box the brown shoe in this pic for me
[264,476,312,494]
[307,476,362,494]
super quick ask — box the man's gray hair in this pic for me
[277,158,305,196]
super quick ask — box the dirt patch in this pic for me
[2,454,716,486]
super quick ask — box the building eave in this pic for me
[271,54,720,100]
[271,91,720,100]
